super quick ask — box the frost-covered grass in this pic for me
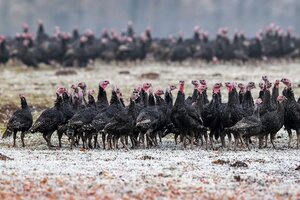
[0,62,300,199]
[0,132,299,199]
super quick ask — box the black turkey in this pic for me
[3,95,33,147]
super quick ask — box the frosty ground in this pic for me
[0,62,300,199]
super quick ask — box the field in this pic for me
[0,62,300,199]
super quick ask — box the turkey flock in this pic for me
[2,76,300,150]
[0,21,300,67]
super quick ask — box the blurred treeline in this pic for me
[0,0,299,37]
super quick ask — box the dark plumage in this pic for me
[96,80,110,111]
[136,89,168,148]
[259,96,285,149]
[202,83,222,149]
[3,95,33,147]
[104,92,140,149]
[0,37,10,65]
[171,81,204,148]
[66,91,98,149]
[225,98,263,150]
[30,94,65,148]
[219,82,245,148]
[282,78,300,148]
[241,82,256,116]
[92,88,124,149]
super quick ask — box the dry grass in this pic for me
[1,61,300,199]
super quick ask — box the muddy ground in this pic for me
[0,62,300,199]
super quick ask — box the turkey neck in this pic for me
[120,98,126,107]
[259,90,264,100]
[191,88,198,102]
[97,86,108,105]
[276,102,285,120]
[272,85,279,103]
[155,95,166,108]
[87,95,96,107]
[284,87,296,102]
[110,91,120,105]
[203,89,209,104]
[0,41,6,50]
[253,104,261,119]
[164,91,173,109]
[140,89,148,107]
[38,25,44,35]
[21,98,28,109]
[72,98,81,110]
[148,93,155,106]
[146,32,152,41]
[196,93,204,112]
[61,38,68,52]
[54,96,63,110]
[211,92,221,106]
[73,30,79,40]
[243,90,254,106]
[63,93,70,103]
[174,91,185,107]
[128,99,136,113]
[82,94,87,106]
[228,88,239,106]
[262,90,271,106]
[239,91,244,104]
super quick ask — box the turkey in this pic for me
[136,89,167,148]
[259,95,286,149]
[219,82,245,149]
[0,36,10,65]
[35,20,49,44]
[2,95,33,147]
[271,80,280,107]
[18,37,39,68]
[30,91,65,148]
[281,78,300,148]
[161,85,177,141]
[193,84,209,148]
[185,80,200,105]
[96,80,110,111]
[260,77,276,116]
[115,35,149,62]
[66,90,98,149]
[63,36,89,67]
[202,82,222,149]
[103,92,140,149]
[138,82,152,107]
[46,33,69,64]
[241,82,256,116]
[258,81,265,100]
[126,21,135,37]
[225,98,263,150]
[171,80,204,148]
[92,86,124,149]
[199,79,209,104]
[56,89,76,148]
[238,83,246,104]
[168,36,192,62]
[78,82,88,105]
